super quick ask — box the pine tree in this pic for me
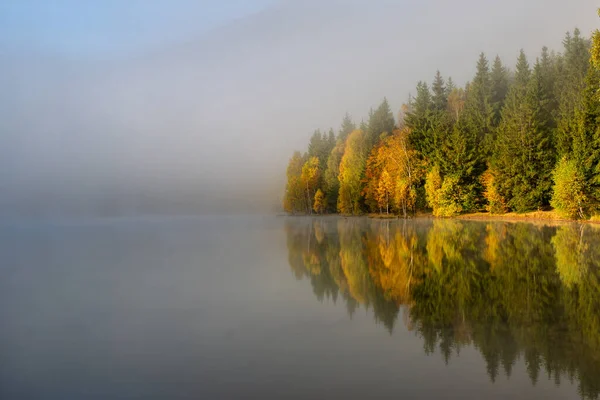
[431,71,448,112]
[406,81,433,157]
[572,66,600,210]
[339,113,356,142]
[327,128,336,150]
[307,129,330,171]
[555,29,590,156]
[494,50,554,211]
[462,53,494,156]
[368,98,395,146]
[490,55,509,126]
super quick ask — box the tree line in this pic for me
[284,23,600,219]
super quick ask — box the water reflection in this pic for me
[285,218,600,399]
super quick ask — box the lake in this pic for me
[1,216,599,399]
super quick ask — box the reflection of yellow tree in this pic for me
[338,219,370,304]
[426,219,472,273]
[313,220,325,244]
[483,223,507,271]
[367,221,423,305]
[552,224,588,288]
[301,223,321,276]
[284,217,600,398]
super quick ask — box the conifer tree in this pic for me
[339,112,356,142]
[462,53,494,156]
[367,98,395,146]
[494,51,554,211]
[490,55,509,126]
[406,81,433,157]
[431,71,448,112]
[555,29,590,156]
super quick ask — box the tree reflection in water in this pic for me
[284,218,600,399]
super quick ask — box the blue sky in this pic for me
[0,0,277,57]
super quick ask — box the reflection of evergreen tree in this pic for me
[284,218,600,398]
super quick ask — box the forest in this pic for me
[283,22,600,220]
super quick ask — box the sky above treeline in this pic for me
[0,0,598,215]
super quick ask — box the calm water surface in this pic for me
[1,216,599,399]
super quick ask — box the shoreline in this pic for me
[284,210,600,225]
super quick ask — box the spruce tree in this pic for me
[572,66,600,209]
[339,112,356,142]
[431,71,448,112]
[462,53,494,156]
[490,55,509,126]
[406,81,433,157]
[367,98,395,146]
[494,51,554,211]
[555,29,590,156]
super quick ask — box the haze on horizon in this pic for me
[0,0,597,217]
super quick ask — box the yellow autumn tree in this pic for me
[363,127,423,217]
[301,156,320,214]
[387,128,422,217]
[313,189,325,214]
[283,151,307,213]
[481,169,507,215]
[377,169,393,214]
[338,129,368,214]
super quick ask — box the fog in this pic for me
[0,0,597,216]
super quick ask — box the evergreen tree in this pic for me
[431,71,448,112]
[406,81,433,157]
[572,66,600,211]
[327,128,336,150]
[555,29,590,156]
[367,98,395,146]
[339,112,356,142]
[490,55,509,126]
[307,129,330,170]
[462,53,494,156]
[494,50,554,211]
[446,77,456,96]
